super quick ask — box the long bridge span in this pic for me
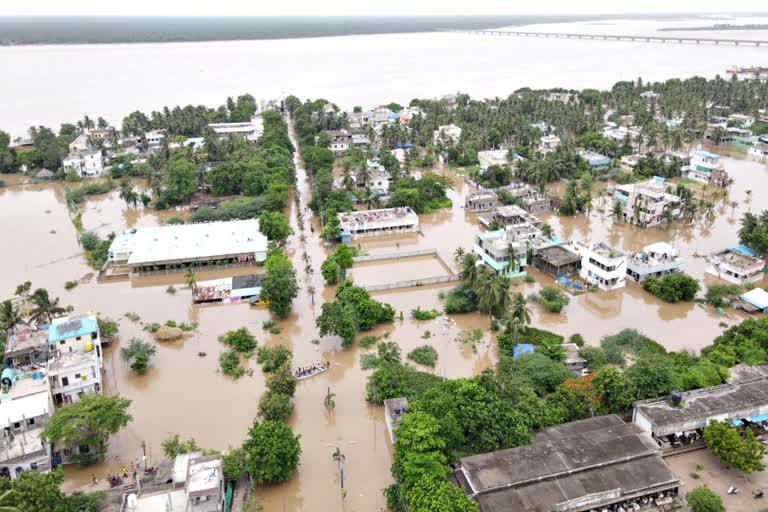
[443,29,767,47]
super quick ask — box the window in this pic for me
[27,418,35,426]
[59,340,65,345]
[62,377,69,386]
[30,462,38,470]
[13,423,20,429]
[76,336,81,341]
[75,374,81,379]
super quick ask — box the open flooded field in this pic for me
[1,128,768,510]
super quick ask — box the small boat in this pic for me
[295,361,329,380]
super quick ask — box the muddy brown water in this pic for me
[1,140,767,510]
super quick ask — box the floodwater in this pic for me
[2,129,767,510]
[0,15,767,511]
[1,15,768,138]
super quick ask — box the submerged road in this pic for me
[443,29,768,47]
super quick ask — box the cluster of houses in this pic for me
[1,313,105,480]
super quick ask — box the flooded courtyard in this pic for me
[1,137,768,510]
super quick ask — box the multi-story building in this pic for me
[62,150,104,178]
[208,117,264,142]
[479,204,542,229]
[326,130,351,157]
[539,135,560,152]
[3,327,49,370]
[748,136,768,160]
[707,246,765,285]
[602,124,642,150]
[685,150,723,184]
[68,134,92,153]
[433,124,462,145]
[474,230,528,278]
[46,314,103,407]
[0,374,53,480]
[626,242,686,284]
[614,178,684,227]
[465,193,498,213]
[567,241,628,291]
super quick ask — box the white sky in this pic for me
[1,0,767,16]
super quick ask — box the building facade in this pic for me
[473,230,527,278]
[46,314,103,406]
[614,178,684,227]
[568,241,628,291]
[626,242,686,284]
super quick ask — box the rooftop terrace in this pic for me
[536,245,581,267]
[4,328,49,359]
[339,207,418,232]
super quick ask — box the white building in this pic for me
[539,135,560,152]
[433,124,462,145]
[707,247,765,285]
[123,454,225,512]
[477,149,509,167]
[567,241,628,291]
[685,150,723,184]
[68,134,91,153]
[626,242,686,284]
[62,150,104,178]
[339,207,419,237]
[614,178,684,227]
[0,377,53,480]
[144,130,165,147]
[208,116,264,142]
[603,125,642,149]
[46,314,103,407]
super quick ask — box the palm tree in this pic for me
[27,289,65,325]
[184,268,197,290]
[119,178,138,208]
[0,490,20,512]
[332,447,346,489]
[475,269,510,328]
[510,292,531,327]
[739,212,759,237]
[454,246,466,263]
[324,389,336,412]
[460,254,481,285]
[501,315,522,345]
[730,201,739,216]
[356,162,371,187]
[340,169,355,192]
[506,244,520,274]
[612,200,625,219]
[0,300,26,333]
[661,208,675,229]
[540,223,554,240]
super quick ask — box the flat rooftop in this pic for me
[457,416,679,512]
[49,315,97,344]
[339,207,418,230]
[4,328,49,358]
[126,219,268,266]
[467,193,497,202]
[0,427,46,462]
[536,245,581,267]
[494,205,528,218]
[186,455,222,497]
[0,390,50,425]
[711,248,764,269]
[634,375,768,437]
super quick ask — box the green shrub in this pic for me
[411,307,441,321]
[178,322,198,331]
[80,232,101,251]
[530,286,570,313]
[262,320,276,330]
[166,216,185,225]
[407,345,439,367]
[97,317,118,339]
[705,284,743,308]
[269,327,282,334]
[165,320,177,328]
[643,274,700,303]
[443,282,479,314]
[220,351,244,378]
[257,346,292,373]
[144,323,162,333]
[360,354,379,369]
[358,335,379,348]
[64,281,78,290]
[220,327,257,353]
[524,274,535,283]
[166,285,176,295]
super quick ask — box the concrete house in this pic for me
[473,230,528,278]
[706,246,765,285]
[46,314,103,407]
[685,150,723,184]
[578,150,611,172]
[208,116,263,142]
[626,242,686,284]
[465,193,498,213]
[68,134,91,153]
[62,150,104,178]
[614,177,684,227]
[433,124,462,145]
[568,241,627,291]
[539,135,560,152]
[0,376,53,480]
[326,130,352,157]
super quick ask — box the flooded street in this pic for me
[1,129,768,510]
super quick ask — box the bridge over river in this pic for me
[443,29,768,47]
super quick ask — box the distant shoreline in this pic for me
[0,13,703,46]
[659,24,768,32]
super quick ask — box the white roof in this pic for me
[126,220,268,266]
[643,242,675,255]
[172,451,203,482]
[0,391,50,425]
[741,288,768,310]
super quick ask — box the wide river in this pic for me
[1,15,768,512]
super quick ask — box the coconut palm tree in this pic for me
[119,178,138,208]
[356,161,371,187]
[324,389,336,412]
[459,254,481,285]
[730,201,739,216]
[184,268,197,290]
[510,292,531,327]
[454,246,466,263]
[27,289,65,325]
[506,244,520,274]
[0,300,26,333]
[332,447,346,489]
[475,268,510,328]
[501,315,522,345]
[340,169,355,192]
[540,223,554,240]
[612,200,625,219]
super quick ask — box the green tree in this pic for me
[243,421,301,484]
[324,390,336,412]
[0,301,26,333]
[41,394,132,463]
[14,281,31,297]
[166,154,197,202]
[406,477,478,512]
[475,269,510,328]
[184,268,197,290]
[119,337,157,374]
[7,469,67,512]
[259,211,293,244]
[624,354,676,399]
[702,419,767,473]
[686,485,725,512]
[222,447,247,482]
[118,178,138,208]
[260,248,299,317]
[221,327,257,352]
[258,391,294,423]
[27,289,65,325]
[161,433,201,458]
[591,367,635,413]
